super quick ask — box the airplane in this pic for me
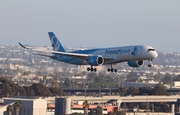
[19,32,158,72]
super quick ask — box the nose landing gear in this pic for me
[148,59,153,67]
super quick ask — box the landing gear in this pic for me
[148,59,152,67]
[107,68,117,72]
[148,64,152,67]
[87,66,97,72]
[107,64,117,73]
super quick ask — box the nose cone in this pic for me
[151,51,158,59]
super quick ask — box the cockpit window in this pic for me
[148,49,155,51]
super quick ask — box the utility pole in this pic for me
[170,75,172,88]
[146,95,149,115]
[84,85,88,97]
[99,85,101,97]
[109,88,111,96]
[151,103,154,115]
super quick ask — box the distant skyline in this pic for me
[0,1,180,52]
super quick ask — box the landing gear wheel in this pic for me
[91,68,94,72]
[94,68,97,72]
[148,64,152,67]
[114,69,117,72]
[148,60,152,67]
[87,68,90,71]
[107,68,111,72]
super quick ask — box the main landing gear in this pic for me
[107,64,117,73]
[87,64,118,73]
[148,59,153,67]
[87,66,97,72]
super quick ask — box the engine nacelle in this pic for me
[128,60,144,67]
[87,56,104,66]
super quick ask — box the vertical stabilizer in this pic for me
[48,32,66,52]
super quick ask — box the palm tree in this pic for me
[6,105,13,115]
[14,100,21,115]
[83,100,89,115]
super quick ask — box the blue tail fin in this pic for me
[48,32,66,52]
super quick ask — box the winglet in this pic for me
[18,42,31,50]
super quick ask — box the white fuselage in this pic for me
[53,45,158,65]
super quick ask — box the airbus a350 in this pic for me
[19,32,158,72]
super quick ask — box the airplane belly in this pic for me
[104,53,146,64]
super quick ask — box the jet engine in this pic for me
[128,60,144,67]
[87,56,104,66]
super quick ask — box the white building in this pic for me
[174,81,180,88]
[0,97,47,115]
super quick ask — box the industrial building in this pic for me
[0,95,180,115]
[55,96,180,115]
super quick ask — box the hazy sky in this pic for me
[0,1,180,52]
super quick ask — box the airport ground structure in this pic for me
[0,95,180,115]
[55,95,180,115]
[0,97,47,115]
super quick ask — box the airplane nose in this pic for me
[152,51,158,59]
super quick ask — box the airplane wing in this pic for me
[19,43,91,59]
[51,51,90,58]
[19,43,116,61]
